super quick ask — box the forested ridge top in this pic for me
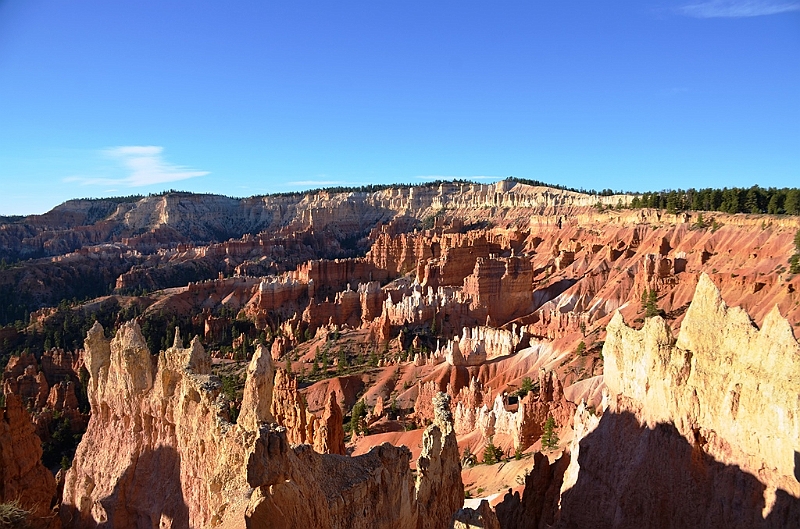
[3,179,798,221]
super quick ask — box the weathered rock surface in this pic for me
[0,393,57,520]
[312,391,346,456]
[238,344,274,432]
[61,321,464,528]
[415,393,465,529]
[451,500,501,529]
[3,349,87,444]
[496,274,800,528]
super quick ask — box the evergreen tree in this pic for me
[515,376,534,398]
[482,437,503,464]
[350,400,368,436]
[645,289,659,318]
[541,415,559,451]
[785,190,800,215]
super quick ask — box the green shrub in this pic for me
[350,400,368,436]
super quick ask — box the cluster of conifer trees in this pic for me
[629,186,800,215]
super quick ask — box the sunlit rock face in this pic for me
[61,321,463,528]
[495,274,800,528]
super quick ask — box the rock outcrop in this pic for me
[61,321,464,528]
[451,500,501,529]
[238,344,274,432]
[415,393,465,529]
[3,349,87,446]
[0,393,57,520]
[497,274,800,528]
[312,391,346,456]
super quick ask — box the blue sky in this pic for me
[0,1,798,215]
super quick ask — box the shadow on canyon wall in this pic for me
[497,410,800,529]
[61,445,189,529]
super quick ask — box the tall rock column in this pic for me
[415,392,464,529]
[238,344,274,432]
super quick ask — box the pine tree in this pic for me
[541,415,559,451]
[645,289,659,318]
[482,437,503,464]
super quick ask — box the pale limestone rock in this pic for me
[238,344,274,432]
[603,273,800,498]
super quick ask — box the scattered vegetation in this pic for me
[692,213,706,230]
[641,288,659,318]
[348,399,368,437]
[41,412,82,470]
[0,500,31,528]
[220,374,241,423]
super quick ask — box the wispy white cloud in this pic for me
[66,146,208,187]
[678,0,800,18]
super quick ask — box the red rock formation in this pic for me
[0,393,57,520]
[312,391,346,456]
[62,321,465,527]
[463,255,533,325]
[271,368,312,445]
[3,349,88,442]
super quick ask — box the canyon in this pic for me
[1,180,799,528]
